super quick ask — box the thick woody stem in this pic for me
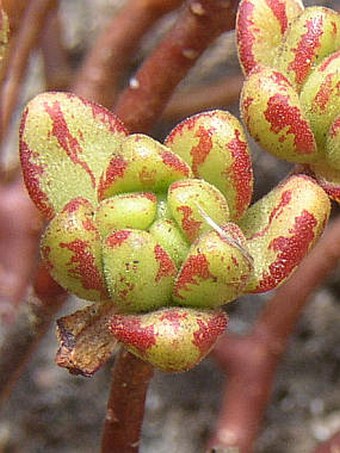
[209,216,340,452]
[73,0,183,106]
[115,0,240,133]
[101,349,154,453]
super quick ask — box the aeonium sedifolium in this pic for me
[19,92,330,373]
[237,0,340,200]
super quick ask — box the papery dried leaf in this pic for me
[173,224,253,308]
[236,0,303,75]
[109,307,228,373]
[165,110,253,220]
[98,134,192,200]
[102,229,177,313]
[239,174,330,293]
[167,179,230,243]
[19,92,128,219]
[41,197,108,301]
[56,301,118,377]
[241,66,318,163]
[275,7,340,91]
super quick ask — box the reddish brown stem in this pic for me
[115,0,240,133]
[0,0,57,142]
[40,6,72,91]
[101,349,154,453]
[163,74,244,122]
[73,0,183,106]
[209,216,340,452]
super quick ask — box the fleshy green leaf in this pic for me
[41,197,108,301]
[167,179,230,243]
[165,110,253,220]
[239,174,330,292]
[241,66,318,163]
[20,92,128,219]
[98,134,192,200]
[109,307,228,372]
[102,229,177,313]
[95,192,158,237]
[275,7,340,91]
[236,0,303,75]
[173,224,253,308]
[300,51,340,153]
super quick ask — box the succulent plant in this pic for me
[19,84,330,373]
[237,0,340,201]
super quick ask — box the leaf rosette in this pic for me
[237,0,340,201]
[20,92,330,373]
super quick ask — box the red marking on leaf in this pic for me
[330,117,340,138]
[165,115,199,146]
[177,205,202,242]
[237,0,258,74]
[41,245,53,272]
[158,309,188,331]
[44,101,96,187]
[288,17,324,86]
[231,256,239,268]
[62,197,91,214]
[190,125,213,176]
[266,0,288,34]
[314,73,339,111]
[60,239,105,293]
[139,167,156,186]
[98,155,128,199]
[81,97,128,135]
[242,95,255,129]
[247,189,292,240]
[175,254,213,298]
[160,150,190,176]
[226,129,253,218]
[143,192,158,202]
[192,314,227,353]
[110,315,156,353]
[82,218,97,232]
[106,230,131,248]
[20,137,53,219]
[271,70,293,86]
[117,282,135,301]
[264,93,315,154]
[319,50,340,71]
[154,245,177,282]
[256,210,317,292]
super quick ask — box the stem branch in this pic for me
[101,349,154,453]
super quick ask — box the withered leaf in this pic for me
[56,301,119,377]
